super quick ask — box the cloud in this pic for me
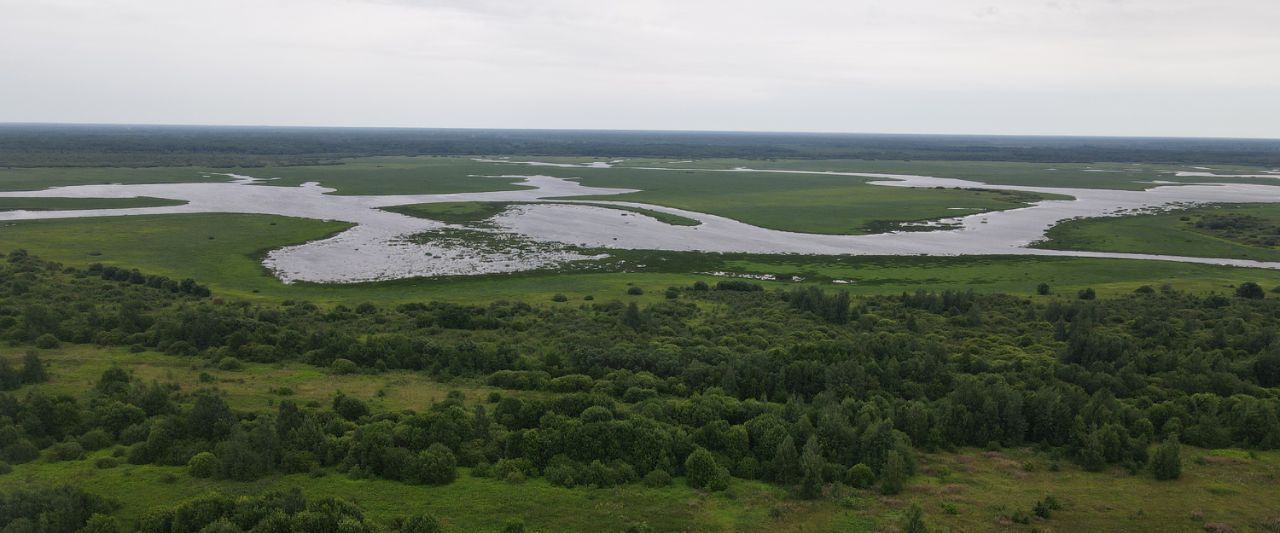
[0,0,1276,137]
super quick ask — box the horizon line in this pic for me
[3,121,1279,143]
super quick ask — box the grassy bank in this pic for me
[1035,203,1280,262]
[3,213,1280,305]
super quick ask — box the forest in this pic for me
[4,124,1280,168]
[2,248,1279,530]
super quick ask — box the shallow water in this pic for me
[3,165,1280,283]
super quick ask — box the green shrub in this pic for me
[216,357,243,371]
[34,333,60,349]
[78,429,113,451]
[414,444,457,485]
[626,286,644,295]
[880,451,908,495]
[846,463,875,489]
[48,441,85,461]
[329,358,358,375]
[642,469,672,487]
[1236,282,1265,299]
[401,514,444,533]
[684,448,729,491]
[1152,436,1182,480]
[188,451,217,478]
[901,503,928,533]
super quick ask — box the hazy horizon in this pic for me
[3,0,1278,138]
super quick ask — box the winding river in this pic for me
[2,164,1280,283]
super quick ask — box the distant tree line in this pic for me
[3,124,1279,167]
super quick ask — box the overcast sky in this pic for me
[2,0,1278,137]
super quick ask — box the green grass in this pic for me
[15,344,547,414]
[565,202,701,226]
[563,168,1064,234]
[384,200,701,227]
[253,157,533,195]
[722,254,1280,296]
[0,196,187,211]
[0,459,806,531]
[3,214,1280,306]
[604,158,1279,190]
[0,158,531,196]
[382,201,513,224]
[10,446,1279,533]
[0,213,353,301]
[0,167,235,191]
[1034,204,1280,261]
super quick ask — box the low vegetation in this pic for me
[1035,203,1280,261]
[0,197,187,211]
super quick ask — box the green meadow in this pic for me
[0,166,234,191]
[1036,203,1280,261]
[0,196,186,211]
[385,200,701,227]
[590,157,1279,190]
[2,213,1278,307]
[561,167,1064,234]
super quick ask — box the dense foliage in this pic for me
[2,248,1279,528]
[1195,213,1280,248]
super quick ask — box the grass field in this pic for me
[570,157,1280,190]
[3,214,1279,306]
[5,343,1279,532]
[0,158,532,196]
[562,168,1064,234]
[0,196,187,211]
[254,157,533,195]
[0,166,234,191]
[385,200,701,227]
[1035,204,1280,262]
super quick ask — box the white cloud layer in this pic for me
[2,0,1277,137]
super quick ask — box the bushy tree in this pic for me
[1236,282,1265,299]
[20,351,46,384]
[188,452,217,478]
[772,435,800,484]
[401,514,444,533]
[846,463,875,488]
[880,450,908,495]
[1152,435,1181,480]
[901,503,928,533]
[799,436,825,499]
[415,443,458,485]
[684,448,729,491]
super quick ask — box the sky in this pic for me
[1,0,1278,138]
